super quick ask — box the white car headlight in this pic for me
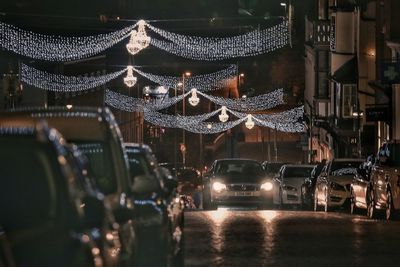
[212,182,227,192]
[261,181,273,191]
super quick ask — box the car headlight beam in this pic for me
[212,182,227,193]
[261,181,273,191]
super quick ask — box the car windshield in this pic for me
[75,142,117,194]
[126,150,152,177]
[0,137,58,231]
[329,161,362,176]
[283,167,314,178]
[215,161,264,182]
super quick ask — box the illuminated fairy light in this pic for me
[131,65,237,91]
[245,114,255,129]
[196,89,284,111]
[123,66,137,87]
[139,106,304,134]
[104,88,284,112]
[21,63,127,92]
[126,20,151,55]
[105,89,191,112]
[21,64,125,92]
[146,20,289,60]
[188,88,200,106]
[228,106,304,123]
[218,106,229,122]
[0,21,137,61]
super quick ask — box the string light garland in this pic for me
[146,20,289,60]
[21,63,127,92]
[132,65,237,91]
[105,89,191,112]
[196,88,284,111]
[218,106,229,122]
[104,88,285,112]
[138,106,304,134]
[0,21,137,61]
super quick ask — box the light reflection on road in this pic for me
[183,209,400,267]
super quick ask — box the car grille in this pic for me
[227,184,258,191]
[330,196,342,202]
[287,194,299,201]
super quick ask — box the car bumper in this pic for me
[211,191,273,205]
[329,190,350,207]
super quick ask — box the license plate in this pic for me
[231,191,260,196]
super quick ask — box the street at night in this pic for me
[183,209,400,267]
[1,0,400,266]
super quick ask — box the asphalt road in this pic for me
[182,208,400,267]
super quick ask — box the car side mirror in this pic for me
[82,196,105,229]
[132,175,160,194]
[113,206,133,224]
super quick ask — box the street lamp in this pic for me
[182,71,191,166]
[280,2,287,15]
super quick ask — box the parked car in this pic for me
[301,162,326,210]
[273,164,315,208]
[203,159,274,210]
[0,124,109,267]
[314,158,364,212]
[349,155,375,215]
[0,107,137,265]
[124,143,183,267]
[367,142,400,220]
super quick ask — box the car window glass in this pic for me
[75,142,117,195]
[283,167,313,178]
[126,152,152,178]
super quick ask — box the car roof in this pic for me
[0,107,116,142]
[215,158,260,163]
[331,158,364,162]
[283,164,316,168]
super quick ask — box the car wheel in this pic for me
[367,188,378,219]
[350,189,358,215]
[313,188,319,212]
[386,189,395,220]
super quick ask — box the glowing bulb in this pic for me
[218,106,229,122]
[207,123,212,129]
[123,66,137,87]
[245,114,255,129]
[126,21,151,55]
[188,88,200,106]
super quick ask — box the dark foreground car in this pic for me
[124,143,183,267]
[203,159,274,210]
[0,107,137,265]
[0,125,107,267]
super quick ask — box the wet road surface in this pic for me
[182,208,400,267]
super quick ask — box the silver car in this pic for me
[314,158,364,212]
[273,164,315,208]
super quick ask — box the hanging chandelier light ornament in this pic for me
[126,20,151,55]
[188,88,200,106]
[219,106,229,122]
[123,66,137,87]
[245,114,255,130]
